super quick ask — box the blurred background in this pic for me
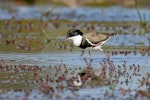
[0,0,149,52]
[0,1,149,60]
[1,0,150,7]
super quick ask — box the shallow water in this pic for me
[0,49,149,67]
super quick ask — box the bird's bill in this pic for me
[63,37,69,41]
[62,37,70,44]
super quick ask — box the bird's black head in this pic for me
[67,29,83,38]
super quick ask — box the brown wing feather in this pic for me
[83,31,110,44]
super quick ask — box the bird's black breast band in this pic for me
[79,38,92,49]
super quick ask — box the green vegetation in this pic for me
[0,19,149,53]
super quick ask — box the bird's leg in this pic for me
[99,48,110,62]
[80,50,84,56]
[104,51,110,62]
[88,50,93,61]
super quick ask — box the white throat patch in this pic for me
[68,35,82,46]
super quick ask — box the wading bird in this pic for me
[64,29,117,60]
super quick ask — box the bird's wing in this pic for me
[83,31,110,44]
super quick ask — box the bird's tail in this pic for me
[109,33,118,38]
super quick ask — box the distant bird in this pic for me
[73,75,82,87]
